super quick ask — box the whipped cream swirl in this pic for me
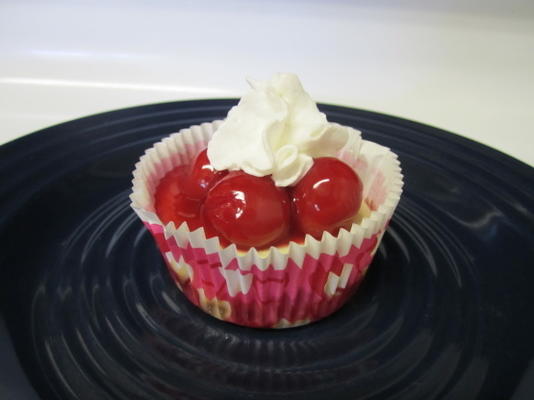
[207,73,359,186]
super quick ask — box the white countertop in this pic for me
[1,0,533,166]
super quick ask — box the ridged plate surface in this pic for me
[1,100,533,400]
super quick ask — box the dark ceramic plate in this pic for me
[1,100,533,400]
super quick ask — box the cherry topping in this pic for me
[155,165,204,230]
[155,148,229,234]
[183,148,227,201]
[203,171,291,248]
[291,157,363,239]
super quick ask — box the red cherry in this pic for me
[155,165,185,223]
[183,148,227,201]
[155,165,203,230]
[203,171,291,248]
[291,157,363,239]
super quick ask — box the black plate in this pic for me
[1,100,533,400]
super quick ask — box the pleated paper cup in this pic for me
[131,121,403,328]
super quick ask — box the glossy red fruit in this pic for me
[291,157,363,239]
[203,171,291,248]
[155,165,203,230]
[183,148,228,201]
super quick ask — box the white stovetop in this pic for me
[1,0,533,166]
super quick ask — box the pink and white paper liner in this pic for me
[131,121,403,328]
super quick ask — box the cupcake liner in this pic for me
[131,121,403,328]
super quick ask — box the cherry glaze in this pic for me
[154,165,204,231]
[183,149,228,201]
[203,171,291,248]
[291,157,363,239]
[155,152,363,249]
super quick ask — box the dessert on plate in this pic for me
[131,73,403,328]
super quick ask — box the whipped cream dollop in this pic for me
[207,73,360,186]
